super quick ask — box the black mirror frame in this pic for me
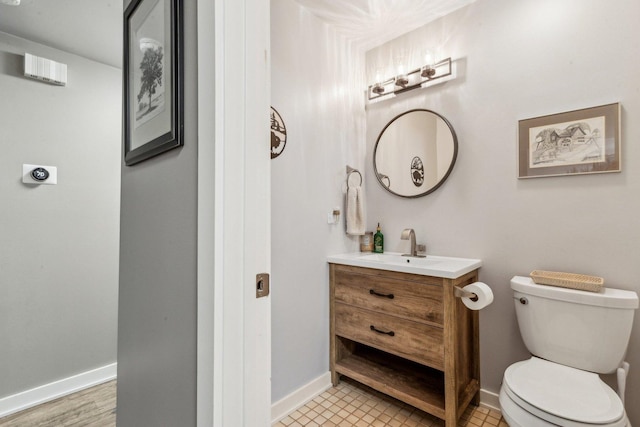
[373,109,458,198]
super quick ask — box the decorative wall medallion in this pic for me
[411,156,424,187]
[270,107,287,159]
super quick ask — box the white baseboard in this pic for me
[0,363,117,418]
[271,372,332,424]
[479,388,501,412]
[270,372,502,423]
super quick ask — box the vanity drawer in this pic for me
[334,269,443,325]
[334,303,444,370]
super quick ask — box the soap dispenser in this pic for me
[373,223,384,253]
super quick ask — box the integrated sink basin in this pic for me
[327,252,482,278]
[357,253,443,267]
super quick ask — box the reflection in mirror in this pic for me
[374,109,458,198]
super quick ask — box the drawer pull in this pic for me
[369,289,394,299]
[370,325,395,336]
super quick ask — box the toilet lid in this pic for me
[504,357,624,424]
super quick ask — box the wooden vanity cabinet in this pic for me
[329,263,480,427]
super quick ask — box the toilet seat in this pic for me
[502,357,626,426]
[499,386,629,427]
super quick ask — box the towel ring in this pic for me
[346,166,362,188]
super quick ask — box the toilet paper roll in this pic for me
[461,282,494,310]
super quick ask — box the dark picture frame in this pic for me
[518,103,620,178]
[124,0,183,166]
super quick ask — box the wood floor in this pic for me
[0,380,116,427]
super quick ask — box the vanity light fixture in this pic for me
[395,65,409,88]
[372,83,385,95]
[421,65,436,78]
[367,57,452,102]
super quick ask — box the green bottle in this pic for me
[373,223,384,253]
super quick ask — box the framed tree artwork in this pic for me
[124,0,183,165]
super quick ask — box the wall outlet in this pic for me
[22,164,57,185]
[327,207,341,224]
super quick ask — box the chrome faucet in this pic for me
[401,228,425,257]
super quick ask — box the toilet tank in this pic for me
[511,276,638,374]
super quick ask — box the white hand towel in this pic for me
[346,186,365,235]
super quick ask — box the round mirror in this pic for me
[374,109,458,198]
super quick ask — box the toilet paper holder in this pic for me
[454,286,478,302]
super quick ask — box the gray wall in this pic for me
[365,0,640,423]
[116,0,198,425]
[0,32,120,398]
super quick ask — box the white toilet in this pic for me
[499,276,639,427]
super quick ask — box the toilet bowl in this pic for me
[499,276,638,427]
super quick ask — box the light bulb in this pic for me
[424,51,434,66]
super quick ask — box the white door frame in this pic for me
[197,0,271,426]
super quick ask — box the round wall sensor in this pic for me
[31,167,50,181]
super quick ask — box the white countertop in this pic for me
[327,252,482,279]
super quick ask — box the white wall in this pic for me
[366,0,640,423]
[0,32,120,399]
[272,0,640,421]
[270,0,365,402]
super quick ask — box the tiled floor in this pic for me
[274,378,507,427]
